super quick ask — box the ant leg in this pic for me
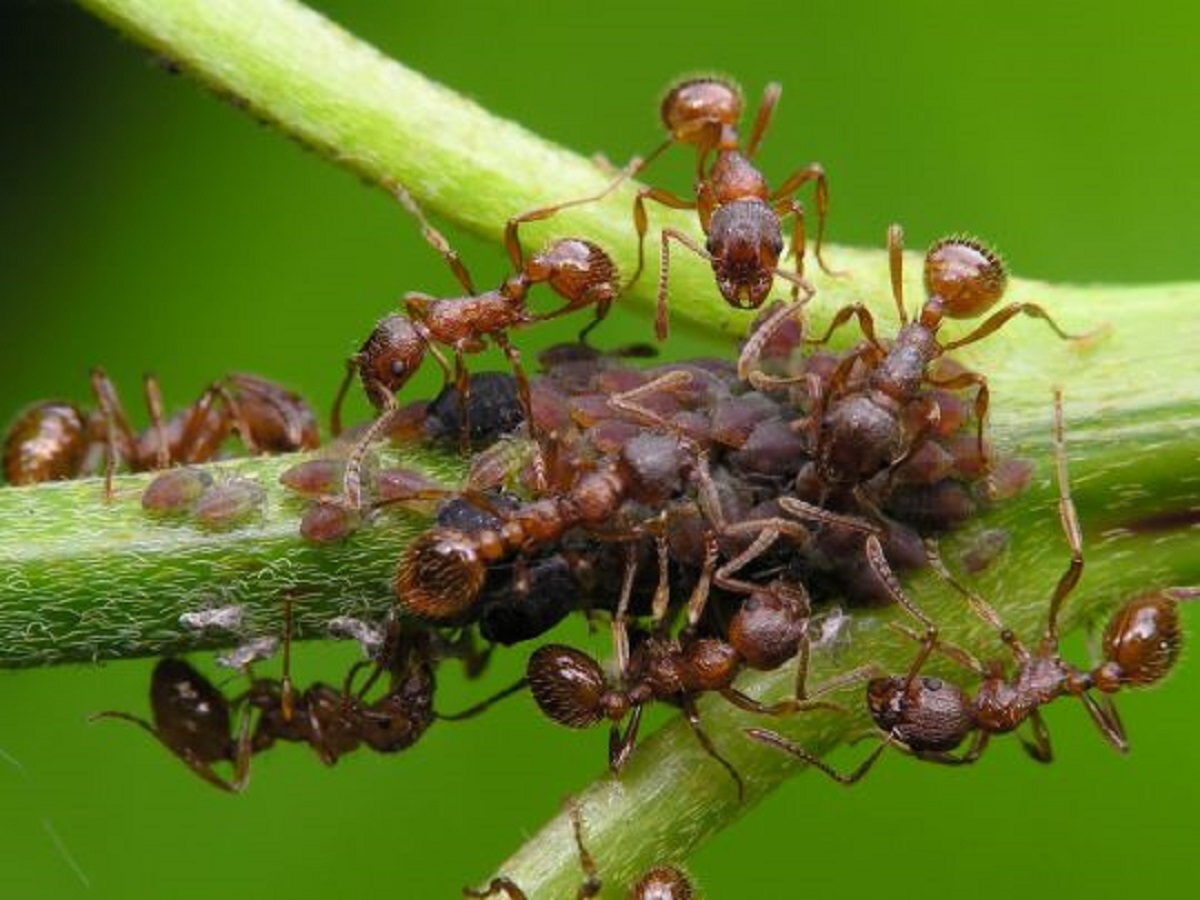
[656,227,712,340]
[611,544,639,678]
[744,82,783,159]
[608,703,643,774]
[463,879,526,900]
[887,223,909,326]
[90,367,138,499]
[630,187,697,307]
[493,332,547,490]
[912,730,990,766]
[387,180,476,295]
[921,538,1031,658]
[865,535,939,688]
[341,380,398,510]
[739,299,810,384]
[1045,389,1084,644]
[771,162,833,275]
[680,693,745,802]
[777,496,883,536]
[1018,708,1054,763]
[564,799,603,899]
[925,368,991,470]
[804,303,886,352]
[142,374,170,470]
[941,302,1090,352]
[888,621,988,677]
[89,711,243,793]
[745,727,890,785]
[503,156,645,270]
[437,677,529,721]
[1080,691,1129,753]
[682,534,718,632]
[279,592,296,721]
[331,357,357,439]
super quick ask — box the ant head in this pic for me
[661,76,743,148]
[393,529,486,620]
[728,581,809,671]
[634,865,695,899]
[532,238,620,306]
[527,644,608,728]
[358,315,426,406]
[923,238,1007,319]
[866,675,973,752]
[707,202,783,309]
[1099,593,1183,688]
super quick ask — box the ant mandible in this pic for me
[624,76,831,340]
[748,393,1195,779]
[331,182,622,507]
[3,369,318,497]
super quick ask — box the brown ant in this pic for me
[4,369,318,495]
[465,798,694,899]
[330,182,622,507]
[623,76,829,340]
[748,394,1195,778]
[791,226,1086,488]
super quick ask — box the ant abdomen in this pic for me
[923,238,1008,319]
[395,529,487,620]
[867,675,973,752]
[634,865,695,900]
[3,401,89,484]
[1099,593,1183,688]
[527,644,608,728]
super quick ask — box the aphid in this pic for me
[91,658,252,792]
[796,225,1085,486]
[192,477,266,529]
[464,798,695,899]
[3,370,318,495]
[330,183,621,507]
[626,76,829,340]
[748,394,1194,778]
[142,467,213,515]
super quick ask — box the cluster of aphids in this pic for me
[5,75,1194,897]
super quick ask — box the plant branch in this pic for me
[33,0,1200,895]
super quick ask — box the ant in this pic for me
[788,226,1086,490]
[4,369,318,496]
[330,182,622,507]
[622,76,829,341]
[465,797,695,899]
[748,394,1195,779]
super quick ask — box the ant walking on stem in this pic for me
[749,392,1195,779]
[622,76,831,342]
[331,181,623,506]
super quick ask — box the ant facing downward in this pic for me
[749,393,1194,780]
[624,76,831,340]
[331,182,622,506]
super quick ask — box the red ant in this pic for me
[748,394,1195,779]
[330,182,622,508]
[786,226,1087,490]
[623,76,830,340]
[3,369,318,496]
[465,798,695,899]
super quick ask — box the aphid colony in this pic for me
[4,75,1192,897]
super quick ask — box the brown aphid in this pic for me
[193,478,266,529]
[141,467,212,515]
[92,658,251,793]
[280,458,345,497]
[300,498,362,543]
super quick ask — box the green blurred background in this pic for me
[2,0,1198,896]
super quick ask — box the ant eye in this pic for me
[390,360,407,378]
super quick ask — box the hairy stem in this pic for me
[35,0,1200,895]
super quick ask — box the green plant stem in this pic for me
[34,0,1200,895]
